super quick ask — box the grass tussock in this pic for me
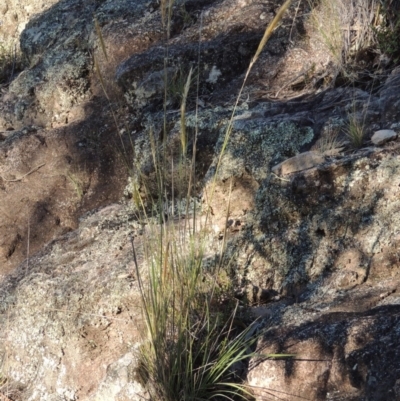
[131,219,257,401]
[130,108,257,400]
[0,44,25,85]
[315,125,344,155]
[345,113,366,148]
[93,1,294,399]
[309,0,381,80]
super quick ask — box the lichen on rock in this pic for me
[2,0,400,399]
[213,120,314,181]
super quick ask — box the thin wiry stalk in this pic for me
[206,0,293,210]
[134,2,293,400]
[93,53,109,100]
[94,17,108,62]
[180,67,193,157]
[92,21,131,155]
[185,12,204,237]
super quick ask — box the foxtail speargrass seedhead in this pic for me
[130,2,294,400]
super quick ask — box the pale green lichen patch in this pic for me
[215,120,314,180]
[128,107,314,200]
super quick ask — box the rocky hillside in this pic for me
[1,0,400,400]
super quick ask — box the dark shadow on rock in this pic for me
[254,151,383,292]
[252,305,400,401]
[0,98,131,275]
[116,31,266,112]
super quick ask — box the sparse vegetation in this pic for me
[0,44,26,85]
[308,0,388,83]
[315,124,344,155]
[2,0,400,398]
[124,1,294,399]
[345,112,366,148]
[374,0,400,63]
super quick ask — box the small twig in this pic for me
[1,163,45,182]
[271,172,290,182]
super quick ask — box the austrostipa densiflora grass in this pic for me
[343,88,375,149]
[314,124,344,155]
[308,0,380,84]
[95,1,293,400]
[131,228,259,400]
[345,111,366,148]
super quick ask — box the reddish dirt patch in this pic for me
[0,99,129,276]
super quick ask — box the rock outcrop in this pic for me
[245,145,400,400]
[0,203,148,400]
[1,0,400,400]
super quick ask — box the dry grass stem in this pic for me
[345,114,366,148]
[180,67,193,157]
[315,126,344,155]
[126,1,294,399]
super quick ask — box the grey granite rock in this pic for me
[371,129,397,145]
[271,151,325,175]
